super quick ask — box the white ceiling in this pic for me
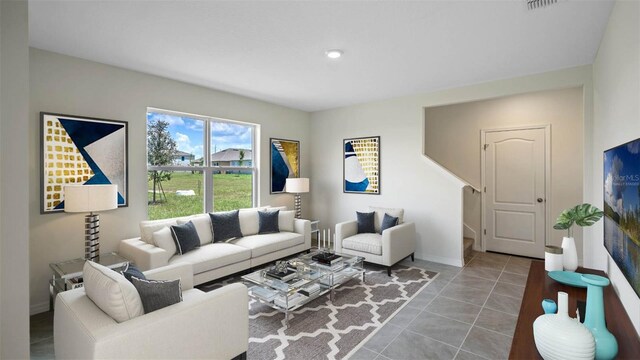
[28,0,614,112]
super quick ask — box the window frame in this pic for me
[147,107,258,216]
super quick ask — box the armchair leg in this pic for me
[411,253,415,262]
[387,267,391,276]
[232,351,247,360]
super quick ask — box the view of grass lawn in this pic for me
[148,171,252,220]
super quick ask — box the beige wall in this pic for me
[1,0,30,357]
[29,49,311,313]
[424,87,585,255]
[310,66,593,267]
[586,0,640,336]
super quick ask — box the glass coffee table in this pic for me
[242,250,364,324]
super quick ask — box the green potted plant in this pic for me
[553,203,604,271]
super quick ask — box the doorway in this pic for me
[482,126,550,258]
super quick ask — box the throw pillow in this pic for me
[170,221,201,255]
[121,263,146,283]
[258,210,280,234]
[356,211,376,234]
[153,226,177,256]
[83,260,144,323]
[278,210,295,232]
[177,214,213,245]
[238,209,260,236]
[209,210,243,242]
[139,218,178,244]
[130,277,182,313]
[380,213,399,234]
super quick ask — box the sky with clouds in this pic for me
[604,139,640,215]
[147,112,252,159]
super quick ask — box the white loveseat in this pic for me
[119,207,311,285]
[54,263,249,359]
[335,207,416,276]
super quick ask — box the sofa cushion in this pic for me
[121,263,146,283]
[369,206,404,233]
[170,221,201,255]
[169,243,251,274]
[140,218,178,244]
[177,214,213,245]
[258,210,280,234]
[342,233,383,255]
[357,211,376,234]
[153,226,177,256]
[278,210,295,232]
[229,232,304,258]
[238,209,259,236]
[83,260,144,323]
[380,213,399,234]
[131,277,182,313]
[209,210,243,242]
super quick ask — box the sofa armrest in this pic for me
[382,222,416,266]
[119,237,170,271]
[335,220,358,252]
[144,263,194,291]
[294,218,311,250]
[56,283,249,360]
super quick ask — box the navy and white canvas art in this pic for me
[41,113,128,213]
[603,137,640,297]
[344,136,380,194]
[270,138,300,194]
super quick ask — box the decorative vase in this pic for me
[545,246,564,271]
[561,236,578,271]
[581,274,618,360]
[542,299,557,314]
[533,292,595,360]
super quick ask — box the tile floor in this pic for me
[29,251,531,359]
[351,251,532,360]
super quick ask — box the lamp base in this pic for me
[294,193,302,219]
[84,213,100,262]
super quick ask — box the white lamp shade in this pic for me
[286,178,310,193]
[64,185,118,213]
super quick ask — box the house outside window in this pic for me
[146,108,257,220]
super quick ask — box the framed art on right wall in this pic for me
[603,137,640,297]
[343,136,380,194]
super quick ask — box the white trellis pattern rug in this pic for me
[201,265,438,360]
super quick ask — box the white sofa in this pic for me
[119,207,311,285]
[54,263,249,360]
[335,207,416,276]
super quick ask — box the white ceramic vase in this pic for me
[533,292,595,360]
[561,236,578,271]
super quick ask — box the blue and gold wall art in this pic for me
[270,138,300,194]
[344,136,380,194]
[40,112,128,213]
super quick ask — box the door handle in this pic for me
[537,198,544,203]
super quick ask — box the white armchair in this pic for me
[54,263,249,360]
[335,207,416,276]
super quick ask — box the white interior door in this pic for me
[484,128,547,258]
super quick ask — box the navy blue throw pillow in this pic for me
[170,221,201,255]
[356,211,376,234]
[209,210,243,242]
[258,210,280,234]
[380,213,399,234]
[121,263,146,283]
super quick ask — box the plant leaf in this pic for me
[554,208,575,230]
[574,203,604,227]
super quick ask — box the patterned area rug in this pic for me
[199,265,438,360]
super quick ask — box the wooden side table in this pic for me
[49,252,129,310]
[510,261,640,359]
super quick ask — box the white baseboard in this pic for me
[31,301,50,315]
[416,252,463,267]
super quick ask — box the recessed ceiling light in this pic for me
[325,49,343,59]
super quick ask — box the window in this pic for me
[147,109,257,220]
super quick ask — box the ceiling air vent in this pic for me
[527,0,558,10]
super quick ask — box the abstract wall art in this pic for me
[344,136,380,194]
[40,112,128,213]
[270,138,300,194]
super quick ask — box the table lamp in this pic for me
[286,178,309,219]
[64,184,118,262]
